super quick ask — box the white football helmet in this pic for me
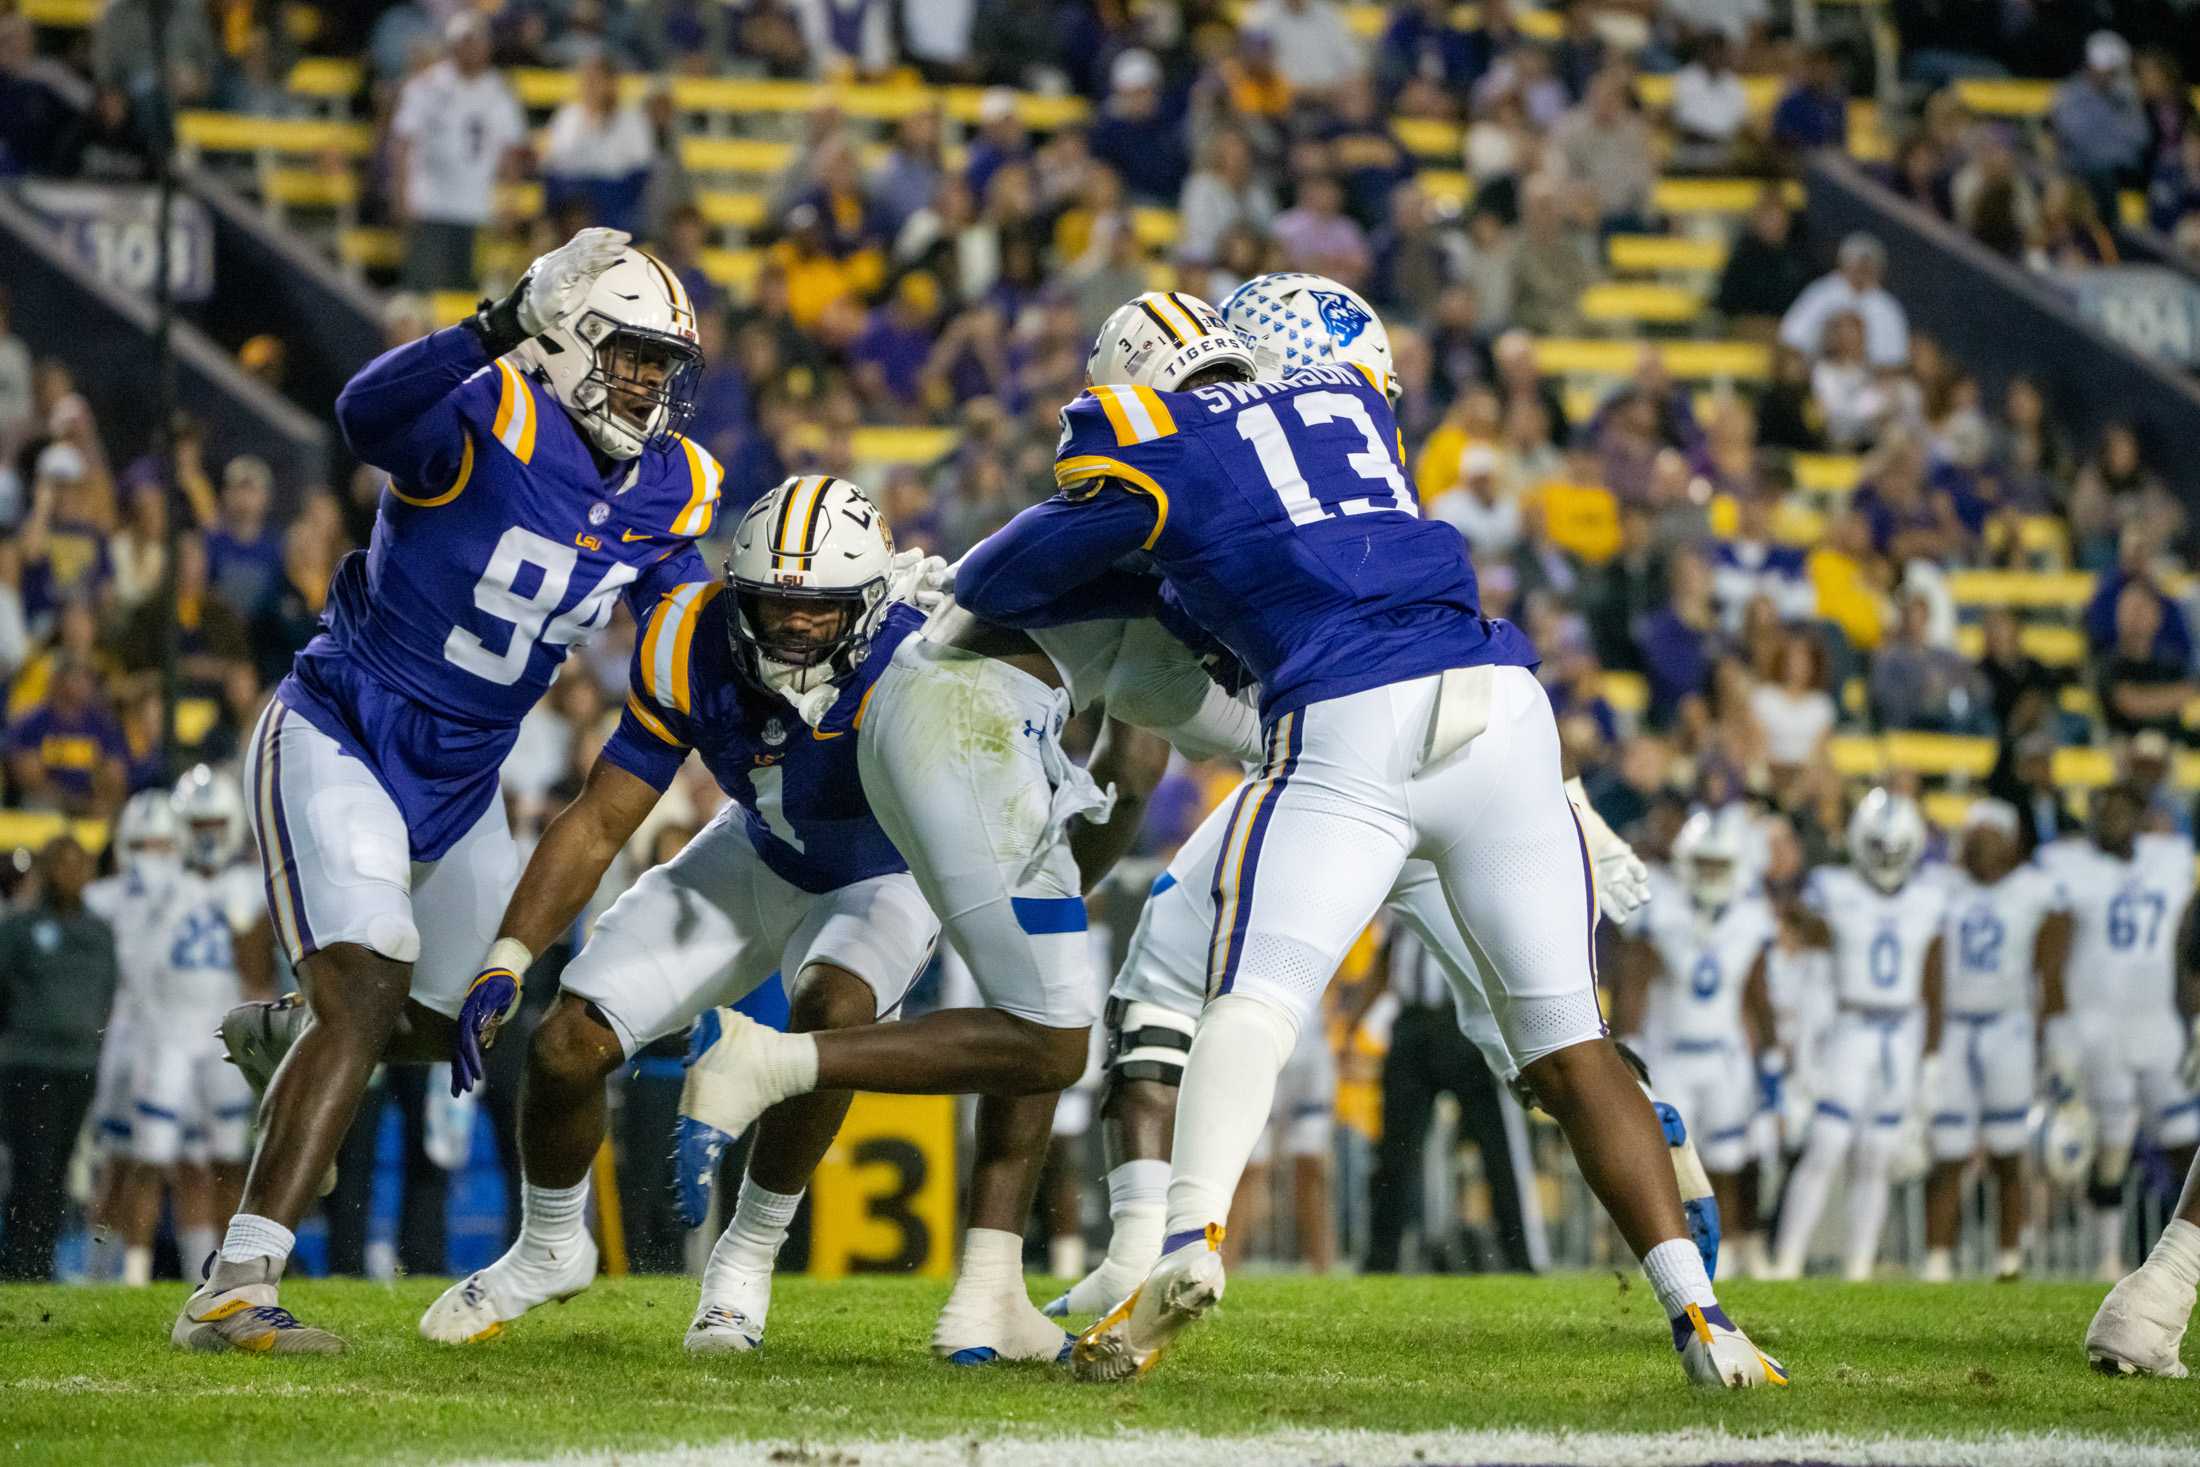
[2033,1094,2098,1187]
[512,247,703,461]
[1846,787,1926,893]
[1218,271,1396,397]
[1673,807,1747,914]
[172,764,246,872]
[1087,290,1254,393]
[115,788,180,874]
[725,475,895,698]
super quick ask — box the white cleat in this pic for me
[418,1233,598,1344]
[686,1268,772,1355]
[678,1009,784,1145]
[1044,1252,1158,1320]
[934,1285,1075,1366]
[1676,1302,1789,1389]
[1918,1249,1954,1284]
[2086,1266,2194,1378]
[1072,1226,1227,1382]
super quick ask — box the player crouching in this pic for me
[418,475,944,1351]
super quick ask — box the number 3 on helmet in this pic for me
[725,475,895,698]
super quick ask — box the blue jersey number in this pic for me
[1868,930,1901,988]
[446,526,638,687]
[1236,392,1415,525]
[2108,889,2167,951]
[1958,909,2004,973]
[1688,953,1721,1000]
[169,907,233,972]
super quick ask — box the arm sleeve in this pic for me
[954,491,1164,628]
[333,326,494,488]
[627,546,713,616]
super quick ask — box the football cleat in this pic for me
[1675,1302,1787,1388]
[1071,1225,1227,1382]
[686,1267,772,1355]
[1044,1252,1158,1321]
[171,1256,345,1355]
[219,995,335,1197]
[933,1284,1076,1366]
[2086,1265,2194,1378]
[418,1232,598,1344]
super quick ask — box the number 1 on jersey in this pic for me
[1236,391,1415,526]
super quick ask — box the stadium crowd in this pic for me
[3,0,2199,1284]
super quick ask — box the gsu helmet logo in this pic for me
[1310,290,1371,348]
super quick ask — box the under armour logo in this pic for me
[1022,720,1042,739]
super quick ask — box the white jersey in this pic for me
[2040,834,2196,1020]
[83,865,178,1022]
[1803,864,1947,1011]
[1937,863,2067,1016]
[1764,941,1835,1057]
[1637,881,1775,1049]
[140,864,264,1016]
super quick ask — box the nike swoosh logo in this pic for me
[622,529,655,542]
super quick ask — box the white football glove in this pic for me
[886,548,952,613]
[2183,1016,2200,1093]
[516,226,631,337]
[1565,776,1651,926]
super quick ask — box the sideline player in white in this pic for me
[122,769,273,1280]
[1770,789,1946,1281]
[83,791,183,1283]
[416,476,976,1352]
[1616,808,1778,1251]
[2041,782,2200,1282]
[1921,800,2070,1282]
[176,228,723,1353]
[947,280,1781,1386]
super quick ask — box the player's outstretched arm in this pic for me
[955,490,1164,629]
[450,755,661,1094]
[1068,717,1172,891]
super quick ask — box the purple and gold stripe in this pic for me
[251,702,317,963]
[1205,712,1304,998]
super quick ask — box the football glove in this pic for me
[887,548,952,613]
[1755,1048,1789,1115]
[671,1008,734,1229]
[1566,777,1651,925]
[464,227,631,356]
[452,968,520,1096]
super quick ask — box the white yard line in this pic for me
[450,1427,2200,1467]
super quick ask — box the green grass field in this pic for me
[2,1274,2195,1465]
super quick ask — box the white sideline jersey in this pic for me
[143,865,265,1016]
[1803,864,1947,1011]
[83,866,176,1018]
[1636,880,1775,1048]
[1936,863,2067,1015]
[2040,834,2196,1018]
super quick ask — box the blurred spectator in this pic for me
[1241,0,1364,102]
[2136,48,2193,174]
[2052,32,2149,216]
[2070,425,2180,571]
[1274,173,1371,287]
[253,493,344,688]
[852,273,942,415]
[964,88,1029,203]
[0,289,29,459]
[54,84,154,183]
[0,13,76,177]
[2085,531,2191,665]
[1809,311,1897,450]
[0,836,117,1282]
[904,0,976,82]
[18,443,111,625]
[5,657,126,815]
[116,533,251,698]
[1851,431,1969,564]
[1431,444,1521,559]
[539,56,655,237]
[871,109,946,239]
[1712,485,1814,630]
[1951,128,2040,259]
[204,455,283,618]
[1751,631,1836,772]
[795,0,894,77]
[1322,74,1413,230]
[1179,127,1277,267]
[1507,175,1598,334]
[1779,233,1909,368]
[1770,46,1848,157]
[1870,587,1987,731]
[8,597,108,719]
[2147,126,2200,233]
[1088,50,1188,205]
[2100,579,2200,742]
[1806,508,1888,652]
[1376,0,1487,100]
[1549,66,1656,232]
[1994,375,2069,509]
[390,14,528,291]
[1714,192,1813,338]
[2031,174,2118,269]
[92,0,217,106]
[110,480,167,611]
[1368,185,1457,322]
[1978,606,2058,736]
[1635,549,1724,726]
[1668,31,1752,174]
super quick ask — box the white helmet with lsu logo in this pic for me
[1087,290,1256,393]
[725,475,895,699]
[1219,272,1396,398]
[513,246,704,462]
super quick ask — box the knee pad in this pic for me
[1099,997,1197,1112]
